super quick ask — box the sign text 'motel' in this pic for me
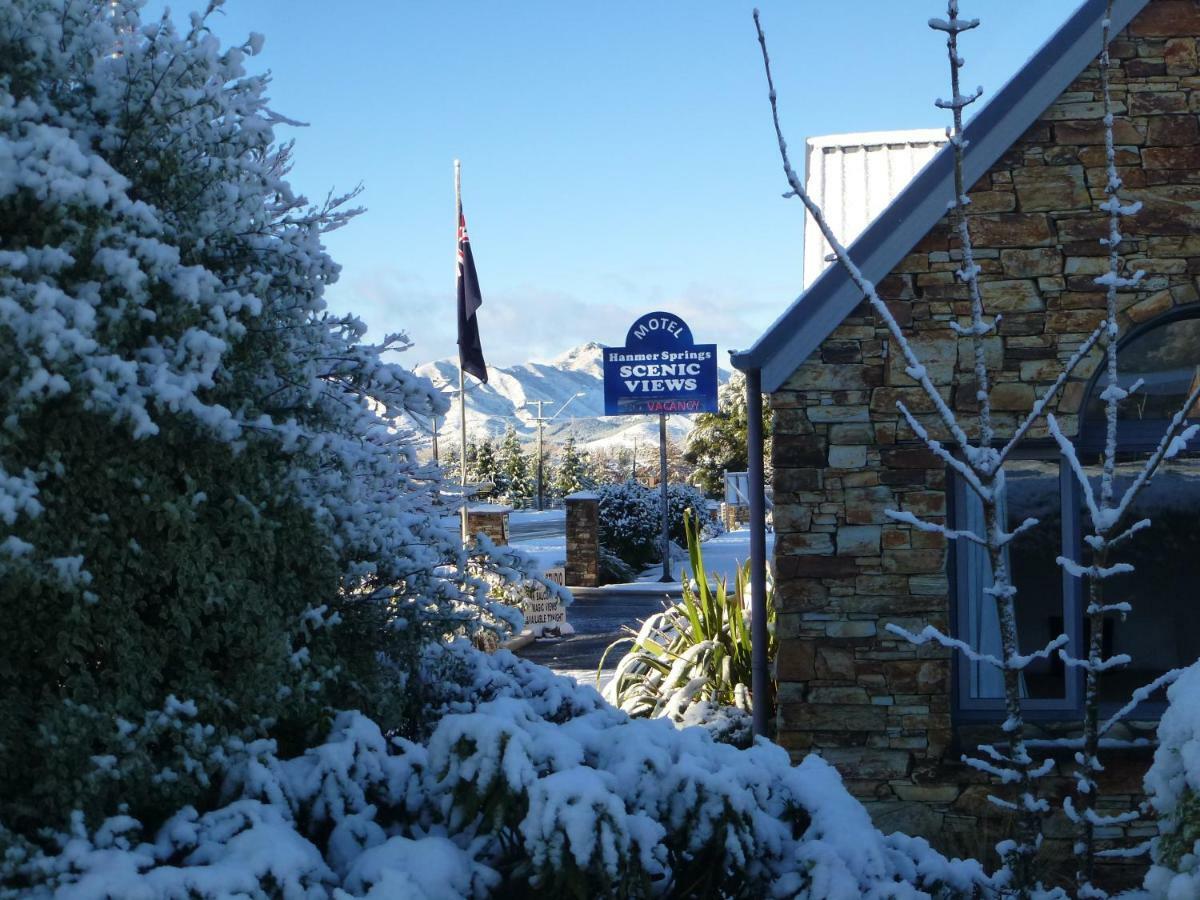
[602,312,718,416]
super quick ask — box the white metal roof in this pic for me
[803,129,947,289]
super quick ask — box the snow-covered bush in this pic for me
[596,480,710,571]
[1144,662,1200,898]
[0,0,544,842]
[1,641,988,899]
[597,480,663,570]
[603,511,773,742]
[598,544,639,585]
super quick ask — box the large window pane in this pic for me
[959,459,1067,701]
[1080,455,1200,705]
[1008,459,1068,699]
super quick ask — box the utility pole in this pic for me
[431,415,439,465]
[526,393,585,511]
[531,400,545,511]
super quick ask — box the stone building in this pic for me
[731,0,1200,856]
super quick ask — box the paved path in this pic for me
[516,588,675,689]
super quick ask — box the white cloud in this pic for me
[328,265,796,368]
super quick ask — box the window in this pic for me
[1073,455,1200,705]
[953,310,1200,719]
[954,457,1080,714]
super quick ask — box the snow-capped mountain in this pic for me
[410,342,718,451]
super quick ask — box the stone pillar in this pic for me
[564,492,600,587]
[465,504,511,546]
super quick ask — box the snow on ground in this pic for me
[504,522,773,590]
[510,535,567,574]
[637,527,775,589]
[509,527,772,692]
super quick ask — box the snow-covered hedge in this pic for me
[597,480,714,572]
[1,642,987,899]
[1144,662,1200,898]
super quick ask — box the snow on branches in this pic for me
[0,0,552,839]
[1,641,989,899]
[1041,4,1200,891]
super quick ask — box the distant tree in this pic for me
[474,437,501,495]
[666,437,695,486]
[590,446,630,485]
[498,426,535,507]
[684,372,773,497]
[461,438,478,481]
[553,436,597,498]
[441,445,462,483]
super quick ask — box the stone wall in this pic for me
[465,505,510,546]
[770,0,1200,866]
[565,493,600,587]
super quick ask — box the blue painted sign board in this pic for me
[603,312,718,416]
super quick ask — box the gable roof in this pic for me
[731,0,1152,393]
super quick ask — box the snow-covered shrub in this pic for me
[0,0,547,842]
[603,511,773,741]
[596,480,709,571]
[1144,662,1200,898]
[598,543,638,585]
[597,480,662,570]
[2,642,988,899]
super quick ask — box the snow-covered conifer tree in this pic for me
[684,371,773,497]
[497,425,534,507]
[0,0,543,840]
[553,435,596,498]
[474,436,502,492]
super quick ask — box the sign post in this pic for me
[658,412,669,581]
[603,312,718,582]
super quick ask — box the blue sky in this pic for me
[157,1,1077,367]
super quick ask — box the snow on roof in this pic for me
[732,0,1153,393]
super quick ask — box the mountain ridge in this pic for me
[411,342,724,451]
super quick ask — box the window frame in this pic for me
[951,306,1200,723]
[950,446,1085,722]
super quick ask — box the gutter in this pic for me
[745,367,770,739]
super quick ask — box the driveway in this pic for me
[515,588,675,689]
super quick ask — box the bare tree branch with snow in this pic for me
[749,4,1125,892]
[1039,4,1200,892]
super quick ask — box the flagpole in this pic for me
[455,159,469,546]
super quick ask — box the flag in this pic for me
[456,208,488,383]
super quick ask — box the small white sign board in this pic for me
[724,471,750,505]
[523,567,573,636]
